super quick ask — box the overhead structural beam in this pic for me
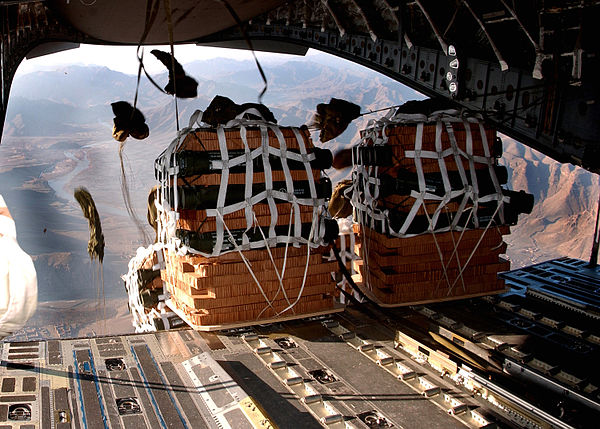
[414,0,448,54]
[26,41,80,59]
[461,0,508,71]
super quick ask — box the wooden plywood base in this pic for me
[165,298,345,331]
[352,275,509,308]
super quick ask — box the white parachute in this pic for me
[0,195,38,338]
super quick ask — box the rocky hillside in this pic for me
[501,138,599,268]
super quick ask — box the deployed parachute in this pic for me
[202,95,277,126]
[74,187,105,263]
[311,98,361,142]
[0,195,37,338]
[150,49,198,98]
[111,101,149,142]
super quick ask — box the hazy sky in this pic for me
[17,43,307,76]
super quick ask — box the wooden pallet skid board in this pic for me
[365,272,504,292]
[356,224,508,251]
[177,168,321,187]
[357,222,509,243]
[142,276,164,291]
[385,133,496,158]
[362,250,508,274]
[375,199,469,217]
[163,248,329,274]
[165,272,334,298]
[359,237,507,261]
[354,222,509,239]
[367,273,505,301]
[140,251,161,270]
[163,249,322,275]
[179,127,313,153]
[171,290,332,316]
[177,208,316,233]
[165,243,331,266]
[360,259,510,285]
[170,293,335,327]
[165,274,335,300]
[362,122,496,152]
[186,261,338,289]
[166,278,334,309]
[162,257,338,289]
[166,252,325,278]
[367,279,507,306]
[359,243,507,268]
[369,274,505,299]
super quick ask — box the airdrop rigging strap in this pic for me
[215,210,277,313]
[589,179,600,266]
[163,0,180,131]
[327,220,362,304]
[135,0,165,101]
[353,111,508,295]
[123,244,169,332]
[276,215,316,316]
[330,241,375,304]
[154,111,329,315]
[219,0,268,103]
[252,211,293,310]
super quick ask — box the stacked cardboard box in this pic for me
[355,224,510,305]
[353,119,514,305]
[157,125,340,328]
[162,246,338,326]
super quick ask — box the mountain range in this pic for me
[0,53,597,336]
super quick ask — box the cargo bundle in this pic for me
[351,109,533,305]
[150,111,341,329]
[122,245,186,332]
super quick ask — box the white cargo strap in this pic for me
[252,211,293,309]
[327,219,362,304]
[0,195,37,339]
[353,111,510,297]
[215,211,277,314]
[156,112,328,259]
[276,213,317,316]
[445,200,504,296]
[122,243,172,333]
[260,125,278,242]
[240,124,253,245]
[354,112,505,238]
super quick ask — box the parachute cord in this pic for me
[421,203,453,294]
[252,211,293,309]
[219,0,268,103]
[133,48,144,113]
[433,207,474,295]
[215,211,276,312]
[447,200,504,296]
[163,0,180,132]
[256,205,295,319]
[93,257,99,332]
[275,215,316,316]
[134,0,166,97]
[119,142,151,245]
[133,0,161,111]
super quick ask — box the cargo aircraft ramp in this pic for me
[1,257,598,428]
